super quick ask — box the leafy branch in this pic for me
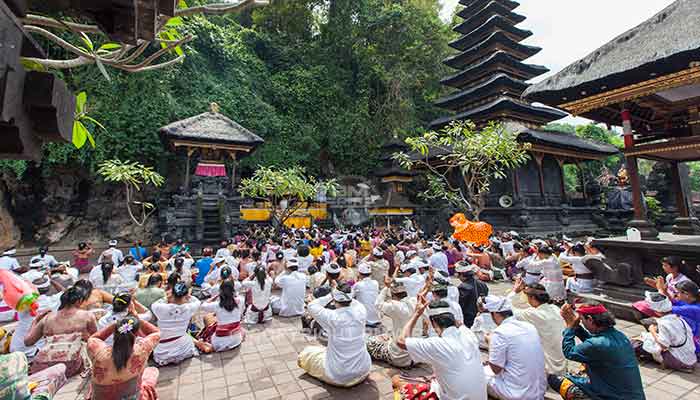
[394,120,530,221]
[98,160,165,227]
[19,0,268,74]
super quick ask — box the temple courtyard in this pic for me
[33,281,698,400]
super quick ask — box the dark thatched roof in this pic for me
[449,15,531,51]
[430,97,567,129]
[160,111,264,147]
[444,31,541,69]
[517,129,620,156]
[454,1,525,35]
[523,0,700,106]
[441,51,548,89]
[458,0,519,19]
[371,190,416,210]
[435,73,528,110]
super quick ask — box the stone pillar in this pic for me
[185,148,195,192]
[533,153,545,199]
[555,157,568,205]
[621,109,658,240]
[670,162,700,235]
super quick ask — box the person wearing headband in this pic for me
[152,283,211,365]
[271,258,307,317]
[482,295,546,400]
[365,280,415,368]
[550,302,644,400]
[98,240,124,266]
[631,292,696,371]
[352,263,381,328]
[394,297,487,400]
[364,247,390,285]
[33,246,59,270]
[428,241,449,276]
[298,282,371,387]
[87,314,161,400]
[0,246,22,273]
[656,279,700,358]
[510,280,567,376]
[455,261,489,328]
[393,261,426,299]
[96,292,152,345]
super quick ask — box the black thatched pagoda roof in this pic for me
[435,74,528,110]
[523,0,700,106]
[517,129,620,157]
[160,111,264,148]
[432,0,564,129]
[457,0,518,19]
[449,15,532,51]
[430,97,566,129]
[454,1,525,35]
[444,31,541,70]
[370,190,416,210]
[441,51,549,89]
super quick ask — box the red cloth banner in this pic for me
[195,163,227,177]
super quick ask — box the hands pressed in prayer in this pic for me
[484,332,491,346]
[415,294,429,317]
[644,276,660,288]
[384,275,393,288]
[560,303,580,329]
[655,276,669,297]
[512,276,525,294]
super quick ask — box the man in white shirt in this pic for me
[298,283,371,387]
[33,246,58,269]
[351,263,381,327]
[271,258,307,317]
[0,247,21,271]
[366,281,415,368]
[394,262,426,298]
[395,297,487,400]
[365,248,389,284]
[483,295,547,400]
[214,240,231,259]
[510,280,567,375]
[428,242,449,276]
[98,239,124,266]
[116,255,143,286]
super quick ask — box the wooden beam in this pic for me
[171,139,253,152]
[561,66,700,116]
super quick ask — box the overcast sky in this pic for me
[438,0,677,124]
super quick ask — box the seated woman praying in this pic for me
[634,256,693,317]
[632,291,697,371]
[137,261,168,289]
[658,279,700,357]
[241,264,273,324]
[198,281,244,352]
[97,292,152,345]
[135,274,167,315]
[86,315,161,400]
[151,282,211,366]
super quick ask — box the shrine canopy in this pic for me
[523,0,700,163]
[160,104,263,182]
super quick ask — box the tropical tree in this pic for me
[394,120,530,221]
[98,160,165,227]
[239,166,338,228]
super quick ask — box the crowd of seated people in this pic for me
[0,223,698,400]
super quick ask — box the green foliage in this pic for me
[689,162,700,192]
[645,196,662,225]
[239,166,338,226]
[395,120,530,220]
[28,0,452,180]
[98,159,165,226]
[545,123,623,191]
[0,160,28,179]
[72,91,104,149]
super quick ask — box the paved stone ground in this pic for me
[37,281,700,399]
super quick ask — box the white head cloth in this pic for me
[483,295,513,313]
[358,263,372,275]
[372,248,384,257]
[645,291,672,313]
[332,288,352,303]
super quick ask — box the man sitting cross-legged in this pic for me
[483,295,547,400]
[393,295,487,400]
[297,282,371,387]
[549,302,645,400]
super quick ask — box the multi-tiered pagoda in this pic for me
[427,0,620,236]
[433,0,565,127]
